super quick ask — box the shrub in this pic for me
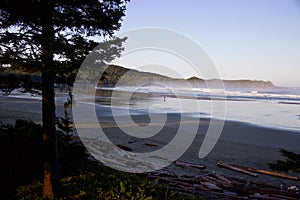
[17,173,176,200]
[268,148,300,173]
[0,120,43,199]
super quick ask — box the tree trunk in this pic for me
[41,1,61,198]
[42,71,60,198]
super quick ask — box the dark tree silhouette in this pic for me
[0,0,129,198]
[268,149,300,173]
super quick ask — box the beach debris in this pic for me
[231,164,300,181]
[287,186,299,193]
[208,171,233,185]
[146,169,300,199]
[201,182,223,192]
[248,193,283,200]
[174,160,206,170]
[116,144,133,151]
[128,139,137,144]
[217,161,258,177]
[218,161,300,181]
[144,142,157,147]
[150,168,177,177]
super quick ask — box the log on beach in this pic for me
[217,161,258,177]
[150,168,177,177]
[174,160,206,170]
[218,160,300,181]
[116,144,133,151]
[232,164,300,181]
[144,142,157,147]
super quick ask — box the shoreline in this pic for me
[2,94,300,134]
[1,95,300,147]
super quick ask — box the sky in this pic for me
[113,0,300,87]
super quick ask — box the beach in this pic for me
[96,114,300,185]
[1,95,300,187]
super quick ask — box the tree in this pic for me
[268,149,300,173]
[0,0,129,198]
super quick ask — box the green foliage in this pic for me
[0,72,41,95]
[0,0,129,74]
[17,172,177,200]
[268,149,300,173]
[56,109,73,137]
[1,0,130,198]
[16,181,44,200]
[0,120,43,199]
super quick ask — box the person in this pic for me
[64,93,72,109]
[163,96,166,102]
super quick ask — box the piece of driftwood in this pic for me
[270,194,296,200]
[174,160,206,170]
[150,169,177,177]
[144,142,157,147]
[128,139,137,144]
[208,171,233,185]
[156,177,194,187]
[217,161,258,177]
[270,194,300,200]
[248,193,284,200]
[201,182,223,192]
[232,164,300,181]
[116,144,132,151]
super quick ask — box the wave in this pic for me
[97,86,300,103]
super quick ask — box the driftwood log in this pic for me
[144,142,157,147]
[217,161,258,177]
[232,164,300,181]
[116,144,133,151]
[218,161,300,181]
[174,160,206,170]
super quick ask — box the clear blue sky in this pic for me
[114,0,300,87]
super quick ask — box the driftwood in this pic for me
[146,169,300,200]
[174,160,206,170]
[144,142,157,147]
[128,139,137,144]
[150,168,177,177]
[232,164,300,181]
[209,171,233,185]
[201,182,223,192]
[217,161,258,177]
[248,194,284,200]
[116,144,132,151]
[217,161,299,181]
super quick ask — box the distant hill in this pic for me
[99,65,276,89]
[0,65,276,90]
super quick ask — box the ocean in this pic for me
[4,86,299,133]
[94,86,300,133]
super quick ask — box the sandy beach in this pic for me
[1,95,300,187]
[96,114,300,185]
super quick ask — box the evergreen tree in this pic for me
[0,0,129,198]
